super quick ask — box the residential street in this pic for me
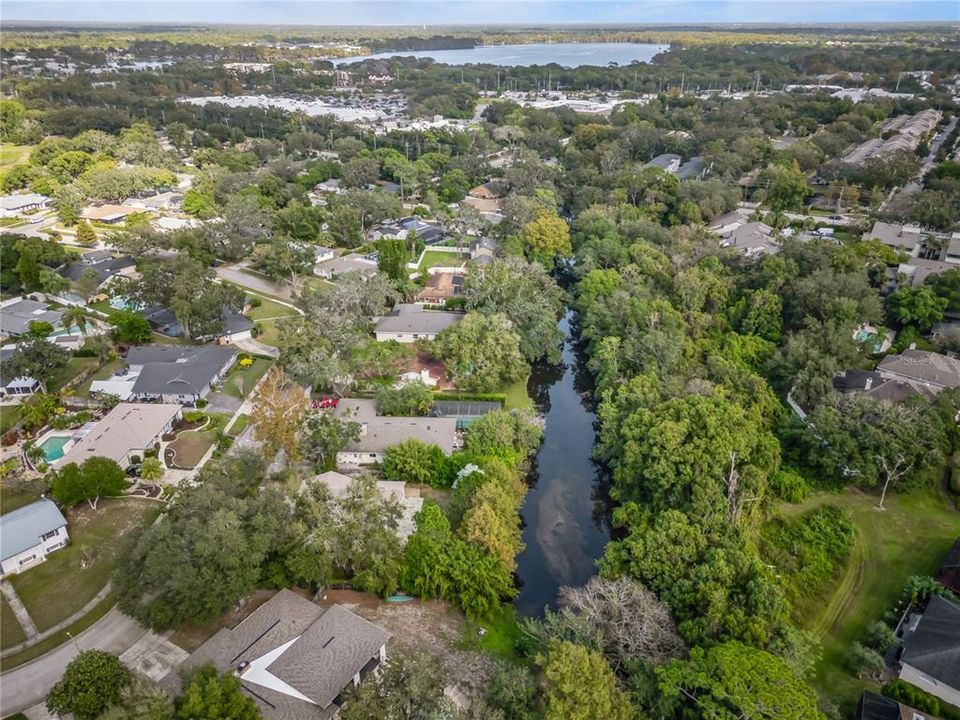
[214,262,294,301]
[0,609,148,716]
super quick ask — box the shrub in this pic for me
[769,466,810,503]
[847,642,884,678]
[194,399,208,409]
[129,455,141,465]
[863,620,896,653]
[183,410,206,424]
[143,447,158,458]
[250,297,262,308]
[238,357,254,368]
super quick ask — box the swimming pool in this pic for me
[38,435,70,463]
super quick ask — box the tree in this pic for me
[928,269,960,312]
[116,453,289,630]
[520,211,572,266]
[656,642,824,720]
[97,677,174,720]
[376,237,409,283]
[463,255,564,363]
[61,306,88,334]
[376,382,433,416]
[436,312,528,393]
[466,409,542,458]
[340,654,447,720]
[848,642,885,679]
[19,392,61,430]
[46,650,131,720]
[0,338,70,392]
[299,411,362,471]
[140,457,164,482]
[75,220,98,247]
[538,640,633,720]
[51,457,127,510]
[383,439,449,487]
[250,367,307,463]
[342,156,380,188]
[175,665,262,720]
[438,168,471,202]
[886,285,948,331]
[110,310,152,344]
[760,160,811,212]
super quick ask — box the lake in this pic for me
[334,42,667,68]
[514,310,611,616]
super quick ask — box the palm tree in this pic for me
[61,306,88,334]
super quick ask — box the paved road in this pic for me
[215,263,294,301]
[898,116,958,197]
[0,609,148,716]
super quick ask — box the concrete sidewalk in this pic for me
[0,581,38,641]
[1,584,114,659]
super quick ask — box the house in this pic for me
[57,402,181,468]
[717,222,779,258]
[877,349,960,394]
[462,195,503,214]
[0,298,64,338]
[215,312,255,344]
[0,347,40,398]
[644,154,682,173]
[855,690,930,720]
[58,254,137,290]
[469,237,498,264]
[0,193,49,217]
[90,345,236,404]
[153,216,200,232]
[0,499,69,575]
[313,253,379,280]
[676,156,708,181]
[398,351,451,390]
[334,398,458,464]
[468,181,507,200]
[937,538,960,597]
[183,589,391,720]
[302,471,423,540]
[897,595,960,708]
[311,246,335,265]
[80,204,142,224]
[374,304,462,342]
[314,178,343,195]
[867,221,960,267]
[414,272,465,304]
[123,191,182,211]
[140,305,251,344]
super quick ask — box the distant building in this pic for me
[80,203,142,224]
[313,253,378,280]
[467,181,507,200]
[0,499,69,575]
[58,254,137,291]
[644,153,682,173]
[897,595,960,708]
[0,347,39,398]
[716,221,780,258]
[373,304,462,342]
[676,156,708,181]
[183,589,390,720]
[0,193,49,217]
[469,237,498,264]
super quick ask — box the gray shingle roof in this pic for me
[0,299,63,336]
[0,499,67,562]
[335,399,458,454]
[877,349,960,390]
[59,256,135,284]
[901,595,960,690]
[127,344,235,396]
[374,304,462,336]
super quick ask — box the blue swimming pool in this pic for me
[38,435,70,463]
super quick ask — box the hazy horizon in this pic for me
[3,1,958,27]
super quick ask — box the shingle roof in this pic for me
[335,399,458,454]
[877,349,960,390]
[855,691,904,720]
[0,193,48,211]
[900,595,960,689]
[59,402,181,467]
[127,345,235,396]
[0,299,63,336]
[0,499,67,562]
[374,304,462,336]
[937,537,960,595]
[59,256,135,284]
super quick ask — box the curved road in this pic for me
[0,609,147,716]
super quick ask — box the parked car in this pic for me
[313,396,340,409]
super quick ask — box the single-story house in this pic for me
[430,399,502,429]
[462,195,503,214]
[399,351,451,390]
[0,298,64,338]
[212,312,255,344]
[833,368,937,405]
[469,237,498,264]
[0,347,40,398]
[936,538,960,597]
[644,153,682,173]
[374,304,462,343]
[855,690,930,720]
[314,178,343,194]
[184,589,390,720]
[468,181,506,200]
[303,471,423,540]
[0,193,49,217]
[58,402,181,468]
[141,306,251,344]
[718,222,779,258]
[676,156,708,181]
[414,272,464,304]
[0,499,69,575]
[334,398,458,465]
[313,253,378,280]
[80,204,143,224]
[877,349,960,394]
[153,216,200,232]
[90,345,236,404]
[123,191,182,211]
[897,595,960,708]
[58,254,137,290]
[311,246,335,264]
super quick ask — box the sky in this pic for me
[2,1,958,26]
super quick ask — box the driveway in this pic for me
[231,336,280,358]
[0,609,148,716]
[204,391,243,415]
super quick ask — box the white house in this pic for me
[0,193,49,218]
[0,499,69,575]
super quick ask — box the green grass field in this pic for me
[47,356,99,394]
[1,595,28,650]
[73,357,124,397]
[502,374,533,411]
[780,483,960,713]
[227,413,250,437]
[1,482,40,514]
[166,413,229,469]
[0,405,23,434]
[222,358,272,399]
[254,318,283,347]
[461,603,524,662]
[246,297,298,322]
[0,143,33,169]
[9,498,158,632]
[418,250,467,273]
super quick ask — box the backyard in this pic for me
[1,405,22,434]
[47,356,99,394]
[0,482,41,513]
[418,250,467,273]
[0,143,33,168]
[245,296,298,322]
[73,357,124,396]
[8,497,159,633]
[781,483,960,712]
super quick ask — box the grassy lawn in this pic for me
[781,483,960,713]
[73,357,124,397]
[1,482,40,513]
[87,300,121,317]
[502,374,533,411]
[0,143,33,169]
[1,405,22,434]
[8,498,159,633]
[1,595,28,650]
[47,357,99,394]
[246,297,298,322]
[461,603,523,662]
[166,413,229,469]
[255,318,282,347]
[228,413,250,437]
[418,250,466,273]
[222,358,272,400]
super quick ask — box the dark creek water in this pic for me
[514,310,611,616]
